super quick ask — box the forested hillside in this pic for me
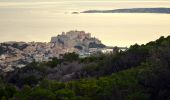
[0,36,170,100]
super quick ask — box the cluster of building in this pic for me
[0,30,127,72]
[0,41,76,72]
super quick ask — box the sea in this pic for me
[0,0,170,46]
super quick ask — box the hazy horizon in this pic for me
[0,0,170,46]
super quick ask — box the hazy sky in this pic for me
[1,0,170,2]
[0,0,170,46]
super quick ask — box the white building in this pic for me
[101,48,113,54]
[33,54,44,62]
[0,54,6,60]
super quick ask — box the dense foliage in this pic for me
[0,36,170,100]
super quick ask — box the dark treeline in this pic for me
[0,36,170,100]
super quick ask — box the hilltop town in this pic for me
[0,30,115,72]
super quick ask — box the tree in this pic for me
[29,88,55,100]
[47,57,60,68]
[63,52,79,62]
[55,89,75,100]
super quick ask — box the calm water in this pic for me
[0,0,170,46]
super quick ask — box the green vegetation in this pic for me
[46,57,60,68]
[0,36,170,100]
[63,52,79,62]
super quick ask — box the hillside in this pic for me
[0,36,170,100]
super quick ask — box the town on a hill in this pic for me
[0,30,126,72]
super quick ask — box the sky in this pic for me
[1,0,170,1]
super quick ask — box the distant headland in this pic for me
[78,8,170,14]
